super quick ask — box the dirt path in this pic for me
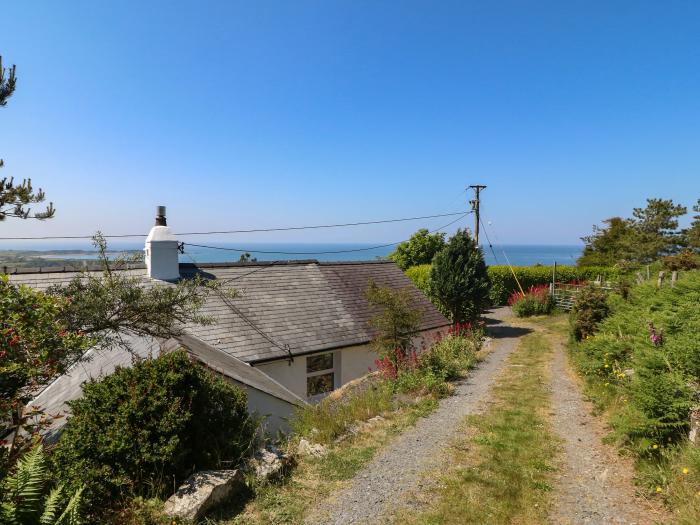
[305,307,528,525]
[547,331,670,525]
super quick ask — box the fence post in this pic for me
[646,265,650,280]
[552,261,557,297]
[672,271,678,287]
[657,271,665,288]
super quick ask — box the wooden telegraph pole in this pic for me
[469,185,487,245]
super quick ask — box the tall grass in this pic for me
[291,330,482,445]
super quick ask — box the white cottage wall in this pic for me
[253,326,448,401]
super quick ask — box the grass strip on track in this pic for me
[397,330,558,525]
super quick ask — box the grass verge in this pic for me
[395,330,558,524]
[208,396,438,525]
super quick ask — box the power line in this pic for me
[479,214,525,296]
[479,217,499,264]
[0,211,466,241]
[182,213,470,256]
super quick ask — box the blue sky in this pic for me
[1,1,699,247]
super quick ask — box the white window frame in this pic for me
[306,351,338,400]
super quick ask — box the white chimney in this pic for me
[145,206,180,281]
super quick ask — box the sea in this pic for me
[1,241,584,267]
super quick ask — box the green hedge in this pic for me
[487,265,620,305]
[405,264,619,306]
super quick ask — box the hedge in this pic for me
[487,265,620,305]
[405,264,620,306]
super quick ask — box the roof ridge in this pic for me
[318,259,394,266]
[2,258,396,275]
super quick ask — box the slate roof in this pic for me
[9,259,450,364]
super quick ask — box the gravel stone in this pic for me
[305,307,521,525]
[548,337,669,525]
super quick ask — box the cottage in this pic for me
[11,208,450,435]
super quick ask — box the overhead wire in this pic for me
[478,212,525,296]
[182,212,471,256]
[479,217,499,264]
[0,211,466,241]
[180,249,293,359]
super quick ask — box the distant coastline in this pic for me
[0,244,583,269]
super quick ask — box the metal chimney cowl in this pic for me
[145,206,180,281]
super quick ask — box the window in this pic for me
[306,352,335,397]
[307,353,333,373]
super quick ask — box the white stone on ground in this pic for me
[163,469,245,521]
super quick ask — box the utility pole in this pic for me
[468,185,487,245]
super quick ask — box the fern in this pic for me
[55,486,83,525]
[1,444,85,525]
[3,443,47,523]
[39,485,64,524]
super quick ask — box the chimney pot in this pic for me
[155,205,167,226]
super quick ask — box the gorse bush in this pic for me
[570,285,610,341]
[570,271,700,519]
[508,284,554,317]
[51,350,256,519]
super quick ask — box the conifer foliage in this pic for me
[0,56,55,222]
[429,229,490,323]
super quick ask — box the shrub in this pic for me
[430,229,491,323]
[508,285,554,317]
[404,264,431,296]
[0,276,90,471]
[662,249,699,271]
[570,285,610,341]
[365,281,422,361]
[417,327,480,382]
[390,229,446,270]
[51,350,256,518]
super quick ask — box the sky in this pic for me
[1,1,699,249]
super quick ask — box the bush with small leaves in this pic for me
[570,285,610,341]
[51,350,256,520]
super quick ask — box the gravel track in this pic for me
[305,307,526,525]
[548,335,668,525]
